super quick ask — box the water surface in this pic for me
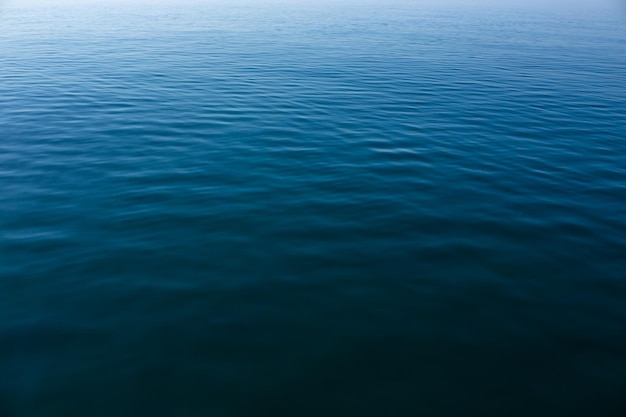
[1,2,626,416]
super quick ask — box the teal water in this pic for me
[1,2,626,416]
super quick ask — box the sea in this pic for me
[1,1,625,416]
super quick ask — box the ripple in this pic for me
[1,3,626,416]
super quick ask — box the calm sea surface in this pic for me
[1,2,626,416]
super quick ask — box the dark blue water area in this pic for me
[1,2,626,416]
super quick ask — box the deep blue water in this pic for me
[1,2,626,416]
